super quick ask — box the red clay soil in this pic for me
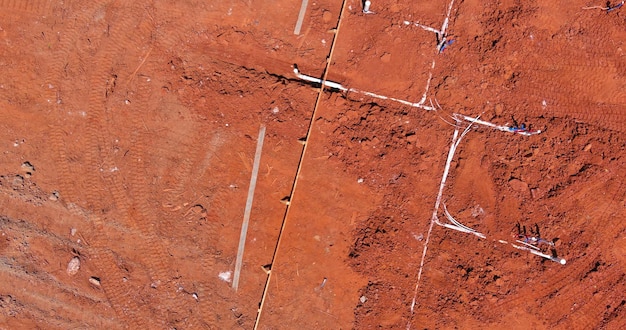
[1,0,625,329]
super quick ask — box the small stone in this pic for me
[494,104,504,116]
[530,188,544,200]
[89,277,101,286]
[11,175,24,190]
[360,295,368,303]
[508,179,530,197]
[345,110,359,121]
[21,161,35,176]
[380,53,392,63]
[583,143,592,152]
[322,10,333,23]
[66,256,80,276]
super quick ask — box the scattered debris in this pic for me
[515,223,555,247]
[471,205,485,218]
[582,1,624,11]
[508,123,528,133]
[219,271,232,283]
[607,1,624,11]
[438,38,455,53]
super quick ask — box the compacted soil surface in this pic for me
[0,0,624,329]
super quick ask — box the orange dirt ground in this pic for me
[1,0,625,329]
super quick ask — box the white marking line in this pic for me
[405,21,441,34]
[402,0,456,53]
[232,125,266,291]
[293,66,435,110]
[454,113,542,135]
[436,0,456,52]
[411,121,480,320]
[440,0,455,36]
[407,122,464,327]
[408,113,564,328]
[294,0,310,35]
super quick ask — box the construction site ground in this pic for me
[0,0,625,329]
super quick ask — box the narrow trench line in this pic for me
[253,1,349,328]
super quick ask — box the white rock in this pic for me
[89,277,101,286]
[67,257,80,276]
[218,271,232,283]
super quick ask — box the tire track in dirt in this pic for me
[0,283,116,329]
[521,85,626,133]
[0,257,119,328]
[127,8,234,328]
[155,122,200,212]
[0,0,51,15]
[45,2,108,206]
[89,38,202,324]
[78,0,171,326]
[555,265,625,329]
[516,41,626,133]
[87,243,145,329]
[158,126,224,326]
[121,40,196,327]
[125,111,171,323]
[48,125,80,206]
[0,178,89,240]
[0,170,146,328]
[496,171,625,327]
[0,210,123,327]
[101,170,131,226]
